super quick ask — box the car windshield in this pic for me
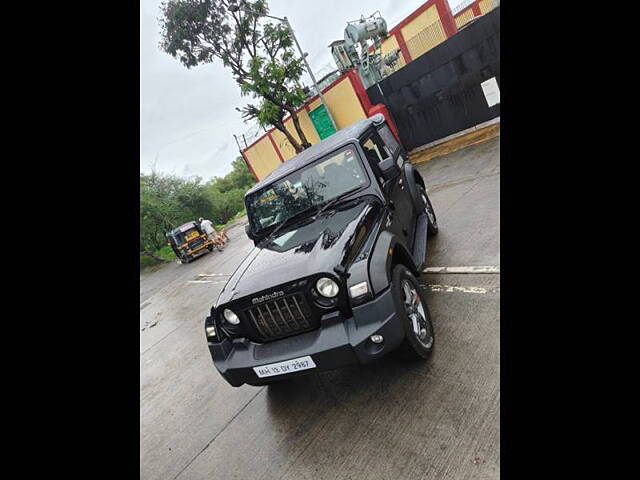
[246,145,367,234]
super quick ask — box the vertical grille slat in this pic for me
[244,292,316,341]
[248,309,268,338]
[257,305,276,336]
[291,295,309,328]
[281,297,298,330]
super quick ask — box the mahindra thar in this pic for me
[205,114,438,387]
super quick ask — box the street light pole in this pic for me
[282,17,338,132]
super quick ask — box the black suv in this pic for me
[205,114,438,387]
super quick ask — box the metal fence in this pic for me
[367,5,500,151]
[452,0,500,16]
[451,0,476,16]
[404,18,448,61]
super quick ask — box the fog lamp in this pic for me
[205,325,217,337]
[370,334,384,344]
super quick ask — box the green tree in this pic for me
[159,0,312,153]
[140,172,215,257]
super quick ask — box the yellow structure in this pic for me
[240,0,502,181]
[243,136,281,180]
[243,74,369,181]
[270,109,320,161]
[401,4,447,61]
[308,77,367,130]
[454,8,476,29]
[380,34,407,70]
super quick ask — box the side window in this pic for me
[377,125,400,157]
[377,124,403,168]
[361,131,389,169]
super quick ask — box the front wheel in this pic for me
[391,265,434,360]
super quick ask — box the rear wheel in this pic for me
[391,265,434,360]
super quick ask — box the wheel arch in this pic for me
[403,163,426,211]
[369,230,420,296]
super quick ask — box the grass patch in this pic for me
[140,245,177,270]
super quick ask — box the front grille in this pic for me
[244,293,317,341]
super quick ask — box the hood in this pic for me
[216,196,382,305]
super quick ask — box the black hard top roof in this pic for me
[245,114,385,197]
[169,221,198,235]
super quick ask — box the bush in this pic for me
[140,156,255,261]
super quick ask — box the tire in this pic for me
[418,186,438,236]
[391,264,435,360]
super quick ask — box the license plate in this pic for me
[253,356,316,378]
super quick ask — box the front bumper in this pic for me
[208,287,404,387]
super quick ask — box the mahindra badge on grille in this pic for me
[251,291,285,304]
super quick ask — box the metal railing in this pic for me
[451,0,476,16]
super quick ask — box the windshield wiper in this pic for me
[314,187,360,220]
[314,196,342,220]
[261,205,317,246]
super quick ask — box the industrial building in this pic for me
[238,0,498,181]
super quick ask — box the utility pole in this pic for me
[283,17,338,132]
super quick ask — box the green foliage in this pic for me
[204,157,255,225]
[140,156,255,259]
[159,0,311,151]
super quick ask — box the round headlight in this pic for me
[316,277,339,298]
[223,308,240,325]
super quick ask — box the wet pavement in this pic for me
[140,135,500,480]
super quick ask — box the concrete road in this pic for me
[140,136,500,480]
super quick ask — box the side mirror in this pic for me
[245,224,255,240]
[379,157,400,181]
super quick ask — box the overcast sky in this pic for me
[140,0,467,180]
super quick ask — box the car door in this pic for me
[360,128,416,246]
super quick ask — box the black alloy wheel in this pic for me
[391,264,435,360]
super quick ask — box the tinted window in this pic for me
[361,131,389,167]
[377,124,400,156]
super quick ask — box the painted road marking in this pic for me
[198,273,231,277]
[186,280,228,285]
[423,284,499,294]
[423,266,499,274]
